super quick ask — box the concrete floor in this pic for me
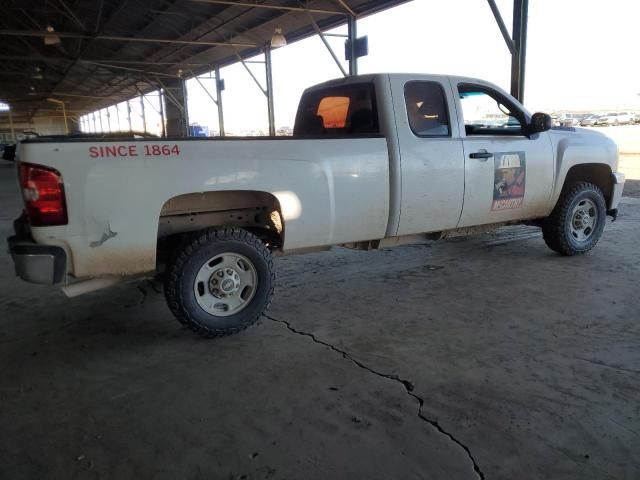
[1,160,639,480]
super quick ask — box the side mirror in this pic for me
[528,112,552,134]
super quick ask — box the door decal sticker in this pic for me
[492,152,526,211]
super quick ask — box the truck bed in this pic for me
[19,135,390,277]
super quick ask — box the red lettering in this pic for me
[138,143,181,157]
[117,146,128,156]
[105,146,117,157]
[89,146,99,158]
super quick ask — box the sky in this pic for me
[81,0,640,135]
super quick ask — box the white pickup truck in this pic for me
[9,73,625,337]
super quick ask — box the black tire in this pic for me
[164,228,275,337]
[542,182,606,256]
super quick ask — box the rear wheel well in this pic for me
[562,163,613,205]
[156,191,284,268]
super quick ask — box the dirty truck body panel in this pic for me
[11,73,624,286]
[20,136,390,277]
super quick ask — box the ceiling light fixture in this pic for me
[271,28,287,48]
[44,25,61,46]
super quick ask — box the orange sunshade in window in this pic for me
[317,96,350,128]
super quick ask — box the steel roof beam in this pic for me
[0,30,257,48]
[0,55,214,68]
[57,0,87,31]
[486,0,516,55]
[188,0,347,16]
[333,0,357,17]
[309,15,347,77]
[190,72,219,106]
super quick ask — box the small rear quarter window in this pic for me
[317,97,350,128]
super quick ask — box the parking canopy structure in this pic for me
[0,0,529,137]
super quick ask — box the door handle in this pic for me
[469,150,493,160]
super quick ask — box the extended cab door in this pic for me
[390,75,465,236]
[451,80,554,227]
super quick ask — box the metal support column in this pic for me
[139,95,147,133]
[487,0,529,103]
[237,53,276,135]
[8,108,16,142]
[154,78,188,136]
[126,100,132,131]
[347,16,357,76]
[510,0,529,102]
[215,67,225,136]
[182,78,190,136]
[159,90,166,137]
[265,46,276,136]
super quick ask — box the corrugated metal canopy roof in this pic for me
[0,0,410,123]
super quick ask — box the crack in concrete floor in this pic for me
[266,314,485,480]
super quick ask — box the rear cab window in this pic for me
[294,83,379,136]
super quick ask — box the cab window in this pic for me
[458,84,524,135]
[294,83,379,136]
[404,81,450,137]
[317,96,350,128]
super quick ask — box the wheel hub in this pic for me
[569,199,598,242]
[193,252,258,317]
[209,268,241,297]
[573,210,592,229]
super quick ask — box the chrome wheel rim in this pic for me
[193,253,258,316]
[570,198,598,242]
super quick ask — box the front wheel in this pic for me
[542,182,606,256]
[164,228,275,337]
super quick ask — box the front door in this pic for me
[451,81,554,228]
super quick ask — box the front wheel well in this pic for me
[561,163,613,205]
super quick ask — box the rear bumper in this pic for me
[7,215,67,285]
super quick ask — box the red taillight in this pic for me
[19,163,68,226]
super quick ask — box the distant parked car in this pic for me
[580,114,600,127]
[558,113,585,127]
[596,113,619,126]
[616,112,634,125]
[597,112,634,126]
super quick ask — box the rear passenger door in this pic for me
[391,76,465,235]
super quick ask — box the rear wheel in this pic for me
[542,182,606,256]
[164,228,275,337]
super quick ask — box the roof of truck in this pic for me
[302,73,490,90]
